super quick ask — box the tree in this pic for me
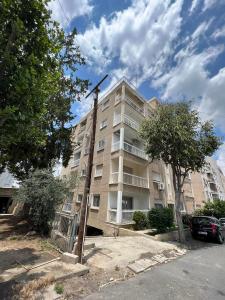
[140,102,221,242]
[14,169,77,234]
[194,199,225,219]
[0,0,88,179]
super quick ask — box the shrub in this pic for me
[54,283,64,294]
[133,211,148,230]
[148,207,174,233]
[15,169,76,234]
[194,200,225,219]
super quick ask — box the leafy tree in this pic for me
[140,102,221,242]
[194,199,225,219]
[0,0,88,179]
[14,169,77,234]
[148,207,174,233]
[133,211,148,230]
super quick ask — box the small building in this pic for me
[0,169,19,214]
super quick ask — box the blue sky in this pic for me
[49,0,225,173]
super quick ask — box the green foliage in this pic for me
[132,211,148,230]
[15,169,76,234]
[148,207,174,233]
[182,214,192,226]
[140,102,221,241]
[0,0,89,179]
[140,102,221,175]
[194,199,225,219]
[54,283,64,294]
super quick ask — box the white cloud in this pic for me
[77,0,184,83]
[216,143,225,176]
[189,0,200,14]
[212,26,225,39]
[203,0,216,11]
[49,0,93,27]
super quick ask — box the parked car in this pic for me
[190,216,225,244]
[219,218,225,227]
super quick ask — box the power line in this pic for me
[56,0,71,27]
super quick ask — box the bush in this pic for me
[15,169,74,234]
[148,207,174,233]
[194,199,225,219]
[133,211,148,230]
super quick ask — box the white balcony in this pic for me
[110,172,148,188]
[125,96,144,115]
[111,141,148,160]
[123,172,149,188]
[123,142,148,160]
[123,114,140,131]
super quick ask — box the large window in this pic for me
[77,194,83,203]
[92,194,100,208]
[63,192,73,212]
[122,196,133,210]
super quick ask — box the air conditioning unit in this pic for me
[158,182,165,190]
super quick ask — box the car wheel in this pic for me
[217,233,224,244]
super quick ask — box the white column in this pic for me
[120,127,124,150]
[118,155,123,183]
[116,190,122,223]
[122,84,125,101]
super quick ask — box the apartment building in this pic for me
[60,78,225,234]
[60,79,189,234]
[191,157,225,208]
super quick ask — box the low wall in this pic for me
[118,227,142,237]
[153,228,191,242]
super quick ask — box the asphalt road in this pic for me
[85,243,225,300]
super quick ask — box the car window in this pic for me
[192,217,210,225]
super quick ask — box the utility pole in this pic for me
[75,75,108,263]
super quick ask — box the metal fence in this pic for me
[51,212,79,253]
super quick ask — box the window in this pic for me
[95,164,103,177]
[100,119,107,130]
[63,192,73,212]
[80,169,86,177]
[92,194,100,208]
[155,203,163,209]
[77,194,83,203]
[102,99,109,111]
[122,196,133,210]
[97,139,105,151]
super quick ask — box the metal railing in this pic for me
[110,172,148,188]
[123,114,140,131]
[125,96,144,115]
[123,172,149,188]
[123,142,148,160]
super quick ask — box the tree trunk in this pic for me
[172,170,186,243]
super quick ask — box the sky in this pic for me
[48,0,225,174]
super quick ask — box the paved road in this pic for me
[85,244,225,300]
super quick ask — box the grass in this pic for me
[54,283,64,294]
[19,276,54,299]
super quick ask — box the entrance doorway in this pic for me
[0,197,12,213]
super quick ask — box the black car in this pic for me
[190,216,225,244]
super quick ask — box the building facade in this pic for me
[60,78,225,234]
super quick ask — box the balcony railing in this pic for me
[123,172,149,188]
[111,141,120,152]
[123,114,140,131]
[113,114,121,126]
[123,142,148,160]
[110,172,148,188]
[125,96,144,115]
[108,209,117,223]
